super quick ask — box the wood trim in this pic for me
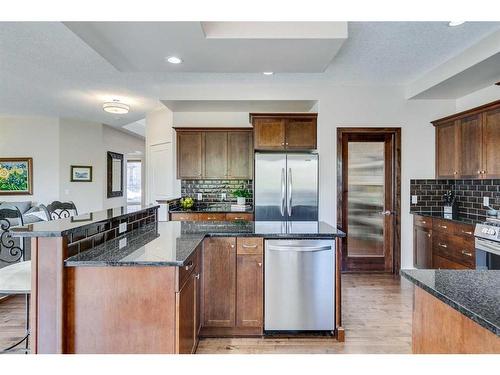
[336,127,402,274]
[431,99,500,125]
[174,127,252,132]
[31,237,67,353]
[249,112,317,123]
[199,326,262,337]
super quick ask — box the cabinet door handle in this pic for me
[184,260,193,271]
[242,244,258,248]
[477,170,481,174]
[194,273,200,279]
[453,171,458,175]
[461,250,473,257]
[438,225,447,229]
[258,262,262,267]
[421,220,426,224]
[427,233,431,238]
[438,243,447,248]
[461,230,473,235]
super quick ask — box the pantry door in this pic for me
[337,128,401,273]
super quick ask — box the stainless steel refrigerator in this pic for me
[254,153,318,221]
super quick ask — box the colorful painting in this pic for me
[0,158,33,195]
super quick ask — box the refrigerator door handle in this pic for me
[280,167,285,217]
[287,168,292,217]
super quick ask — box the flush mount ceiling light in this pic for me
[448,21,466,27]
[102,100,130,114]
[263,72,274,75]
[166,56,183,64]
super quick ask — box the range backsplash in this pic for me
[410,179,500,222]
[181,179,253,206]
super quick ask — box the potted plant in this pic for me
[232,187,251,206]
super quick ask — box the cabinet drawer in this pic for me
[177,245,201,292]
[198,213,226,221]
[237,237,263,255]
[432,218,474,238]
[433,233,475,268]
[170,213,200,221]
[414,215,432,229]
[226,213,254,221]
[433,254,469,270]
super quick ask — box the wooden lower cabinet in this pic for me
[177,266,197,354]
[412,215,475,269]
[202,237,236,328]
[201,237,264,337]
[236,254,263,328]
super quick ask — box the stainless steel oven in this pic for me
[474,220,500,270]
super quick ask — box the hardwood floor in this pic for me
[0,295,27,352]
[196,274,413,354]
[0,274,413,354]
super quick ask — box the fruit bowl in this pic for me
[180,197,194,209]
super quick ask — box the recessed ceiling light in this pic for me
[103,100,130,114]
[263,72,274,75]
[166,56,183,64]
[448,21,465,27]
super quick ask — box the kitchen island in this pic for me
[12,211,345,354]
[401,269,500,353]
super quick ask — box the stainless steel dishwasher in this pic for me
[264,239,335,332]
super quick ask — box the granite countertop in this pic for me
[170,203,253,213]
[411,211,481,225]
[65,220,345,267]
[11,205,159,237]
[401,269,500,336]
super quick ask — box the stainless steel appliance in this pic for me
[474,219,500,270]
[255,153,318,221]
[264,239,335,331]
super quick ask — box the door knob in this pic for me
[380,210,392,216]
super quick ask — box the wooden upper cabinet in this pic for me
[285,118,317,150]
[251,113,318,151]
[204,132,228,178]
[227,131,253,179]
[482,107,500,178]
[253,118,286,150]
[177,131,203,179]
[435,120,459,179]
[202,237,236,328]
[432,100,500,180]
[459,114,483,179]
[175,129,253,180]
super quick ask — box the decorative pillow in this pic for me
[24,206,49,222]
[0,201,32,214]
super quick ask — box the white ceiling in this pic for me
[64,22,347,73]
[1,21,499,133]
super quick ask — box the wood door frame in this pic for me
[337,127,401,274]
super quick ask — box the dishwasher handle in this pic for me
[267,244,332,252]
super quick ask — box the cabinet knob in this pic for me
[477,170,481,174]
[194,273,200,279]
[461,250,473,257]
[281,142,284,146]
[438,243,447,248]
[427,233,431,238]
[286,143,289,145]
[258,262,262,267]
[453,171,458,175]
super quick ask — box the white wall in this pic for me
[59,118,104,213]
[173,112,250,127]
[147,84,456,268]
[145,107,176,205]
[102,125,145,208]
[0,116,60,205]
[1,116,145,214]
[456,85,500,111]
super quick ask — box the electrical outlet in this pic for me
[197,193,202,201]
[119,238,127,249]
[411,195,418,204]
[221,193,227,200]
[483,196,490,207]
[118,222,127,234]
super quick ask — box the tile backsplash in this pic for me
[410,179,500,222]
[181,179,253,206]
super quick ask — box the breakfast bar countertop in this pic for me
[401,269,500,336]
[64,220,345,267]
